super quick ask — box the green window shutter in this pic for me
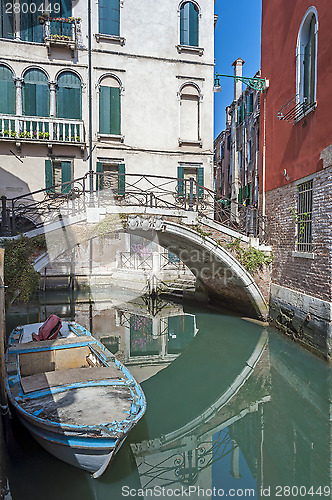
[36,82,50,117]
[99,0,119,36]
[189,2,198,47]
[57,72,82,119]
[177,166,184,196]
[96,161,103,190]
[61,161,72,193]
[247,183,252,204]
[303,43,310,103]
[197,166,204,198]
[20,0,32,41]
[309,17,316,104]
[181,2,198,46]
[23,83,36,116]
[45,160,54,193]
[238,187,243,205]
[99,86,111,134]
[180,3,187,45]
[56,85,64,118]
[0,66,15,114]
[0,0,14,39]
[304,17,316,106]
[118,163,125,195]
[60,0,72,17]
[24,70,49,117]
[110,87,121,135]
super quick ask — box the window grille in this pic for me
[297,180,313,252]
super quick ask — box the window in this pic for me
[297,180,313,252]
[23,69,49,117]
[248,140,252,163]
[237,102,244,124]
[57,72,82,119]
[297,9,317,114]
[99,0,120,36]
[179,84,200,143]
[238,150,242,170]
[20,0,44,42]
[96,162,125,195]
[99,76,121,135]
[0,65,15,114]
[180,1,198,47]
[247,93,254,114]
[45,159,72,194]
[177,165,204,198]
[0,0,14,38]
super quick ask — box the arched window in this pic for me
[180,2,199,47]
[57,72,82,119]
[179,84,200,142]
[23,69,49,117]
[297,8,318,112]
[99,76,121,135]
[99,0,120,36]
[0,65,15,114]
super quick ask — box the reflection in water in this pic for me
[3,290,332,499]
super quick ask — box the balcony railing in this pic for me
[40,16,80,53]
[277,94,316,124]
[0,115,85,144]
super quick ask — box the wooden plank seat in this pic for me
[21,365,125,394]
[8,335,94,353]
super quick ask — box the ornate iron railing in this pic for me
[0,171,270,243]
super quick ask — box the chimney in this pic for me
[232,58,245,101]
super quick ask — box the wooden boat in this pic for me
[5,321,146,478]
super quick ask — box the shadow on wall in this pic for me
[0,166,31,199]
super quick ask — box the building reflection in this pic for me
[4,292,332,499]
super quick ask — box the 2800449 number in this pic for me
[5,3,60,14]
[275,486,331,497]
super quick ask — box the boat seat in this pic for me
[21,365,125,394]
[8,335,94,353]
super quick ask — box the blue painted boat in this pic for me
[5,321,146,478]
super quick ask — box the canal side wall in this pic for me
[265,165,332,360]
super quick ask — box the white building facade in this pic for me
[0,0,215,200]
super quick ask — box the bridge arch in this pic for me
[32,211,268,320]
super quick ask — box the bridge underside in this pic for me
[33,213,268,320]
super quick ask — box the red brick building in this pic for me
[260,0,332,358]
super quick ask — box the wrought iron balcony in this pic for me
[277,94,316,124]
[40,16,81,54]
[0,114,85,145]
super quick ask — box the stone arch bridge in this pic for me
[1,172,272,319]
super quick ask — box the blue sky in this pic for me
[214,0,262,138]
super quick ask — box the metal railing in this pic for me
[0,114,84,143]
[277,94,316,124]
[0,172,270,243]
[42,17,78,44]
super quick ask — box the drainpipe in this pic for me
[262,91,266,237]
[88,0,94,204]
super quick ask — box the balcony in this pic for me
[40,16,81,56]
[0,115,85,151]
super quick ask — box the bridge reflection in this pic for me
[3,293,332,499]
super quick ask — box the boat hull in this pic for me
[18,413,124,475]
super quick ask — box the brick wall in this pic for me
[264,165,332,303]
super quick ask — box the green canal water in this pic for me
[2,289,331,499]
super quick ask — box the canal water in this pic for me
[2,289,331,499]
